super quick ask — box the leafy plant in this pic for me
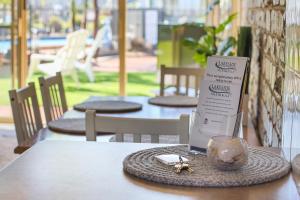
[183,6,238,67]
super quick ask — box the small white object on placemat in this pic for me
[155,154,188,166]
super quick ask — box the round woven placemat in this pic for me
[123,145,290,187]
[148,96,198,107]
[73,100,142,113]
[48,118,86,135]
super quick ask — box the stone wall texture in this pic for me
[247,0,285,147]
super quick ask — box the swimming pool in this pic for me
[0,37,94,54]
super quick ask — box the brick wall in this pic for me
[247,0,285,147]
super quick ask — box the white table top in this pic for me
[63,96,196,119]
[46,96,196,142]
[0,141,298,200]
[47,95,261,144]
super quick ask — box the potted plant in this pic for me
[183,1,238,68]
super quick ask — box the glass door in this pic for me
[0,0,18,122]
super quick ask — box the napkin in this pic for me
[155,154,188,166]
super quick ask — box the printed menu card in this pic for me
[189,56,250,152]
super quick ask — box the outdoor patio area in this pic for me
[94,52,156,72]
[0,51,157,119]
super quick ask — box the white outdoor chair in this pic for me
[74,28,104,82]
[9,82,47,154]
[28,29,89,83]
[85,110,190,144]
[39,72,68,124]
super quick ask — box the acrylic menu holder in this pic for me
[189,110,243,153]
[188,56,250,153]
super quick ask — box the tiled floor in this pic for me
[0,124,19,169]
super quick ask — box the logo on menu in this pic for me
[215,60,236,73]
[208,84,231,97]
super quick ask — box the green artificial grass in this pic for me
[0,71,159,107]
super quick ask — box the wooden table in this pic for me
[63,96,195,119]
[0,141,297,200]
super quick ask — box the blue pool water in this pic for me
[0,37,93,54]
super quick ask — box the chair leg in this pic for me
[27,55,40,80]
[14,146,30,154]
[85,64,95,82]
[70,69,79,84]
[76,61,95,82]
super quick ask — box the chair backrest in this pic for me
[85,110,190,144]
[39,72,68,123]
[160,64,204,97]
[55,29,89,72]
[9,82,43,146]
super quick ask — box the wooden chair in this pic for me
[39,72,68,124]
[85,110,190,144]
[9,83,47,154]
[160,64,204,97]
